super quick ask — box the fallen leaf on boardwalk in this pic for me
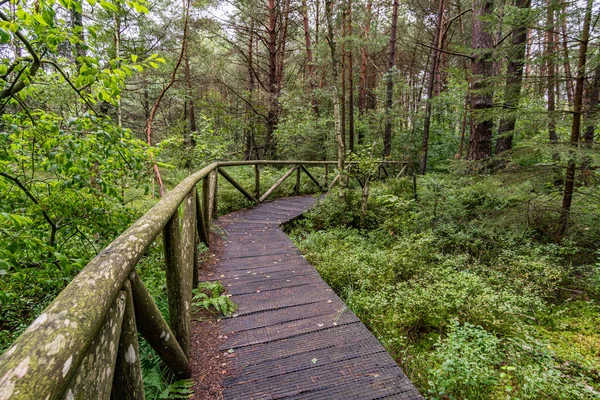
[311,358,318,364]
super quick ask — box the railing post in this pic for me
[324,164,329,191]
[255,164,260,202]
[163,209,191,359]
[63,291,126,400]
[202,176,210,244]
[111,280,145,400]
[210,169,218,220]
[129,273,191,379]
[196,186,209,247]
[182,188,197,292]
[295,164,301,195]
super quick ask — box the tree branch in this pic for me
[0,172,58,247]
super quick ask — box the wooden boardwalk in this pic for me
[208,196,422,400]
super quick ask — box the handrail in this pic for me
[0,160,406,400]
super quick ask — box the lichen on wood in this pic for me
[111,281,145,400]
[62,291,126,400]
[129,273,190,379]
[164,209,191,359]
[0,163,215,399]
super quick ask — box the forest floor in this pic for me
[190,235,231,400]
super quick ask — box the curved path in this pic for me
[208,196,422,400]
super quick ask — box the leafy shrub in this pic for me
[427,321,502,399]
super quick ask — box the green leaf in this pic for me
[131,54,138,62]
[0,28,10,44]
[99,0,119,12]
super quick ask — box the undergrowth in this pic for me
[287,171,600,399]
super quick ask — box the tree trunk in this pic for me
[266,0,278,158]
[301,0,319,115]
[583,65,600,145]
[347,0,355,152]
[525,28,532,82]
[495,0,531,154]
[183,18,196,151]
[70,2,85,66]
[145,0,190,196]
[358,0,372,146]
[546,0,558,144]
[325,0,346,197]
[244,22,255,160]
[560,1,574,104]
[383,0,399,158]
[466,0,495,161]
[341,2,347,151]
[419,0,445,174]
[558,0,593,237]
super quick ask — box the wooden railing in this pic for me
[0,160,405,400]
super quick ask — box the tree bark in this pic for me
[560,1,574,104]
[546,0,558,144]
[301,0,319,115]
[383,0,399,158]
[558,0,593,237]
[244,21,255,160]
[341,2,347,150]
[325,0,346,197]
[266,0,278,158]
[466,0,495,161]
[584,65,600,145]
[419,0,445,174]
[495,0,531,154]
[347,0,355,152]
[183,25,196,151]
[358,0,372,145]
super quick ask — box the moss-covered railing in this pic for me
[0,160,405,400]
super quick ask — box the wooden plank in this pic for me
[191,196,422,400]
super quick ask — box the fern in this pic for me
[159,379,194,399]
[193,281,238,317]
[196,280,225,297]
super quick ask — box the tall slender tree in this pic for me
[419,0,445,173]
[559,0,593,236]
[495,0,531,154]
[383,0,399,158]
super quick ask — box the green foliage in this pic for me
[193,281,237,317]
[427,321,502,399]
[289,173,600,399]
[0,110,150,351]
[143,368,194,400]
